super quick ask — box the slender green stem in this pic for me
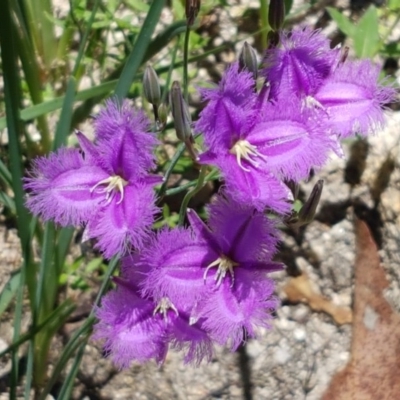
[183,24,191,101]
[158,142,186,197]
[161,37,180,104]
[165,168,219,196]
[260,0,269,49]
[178,166,208,225]
[72,0,101,78]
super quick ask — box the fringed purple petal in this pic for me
[206,194,280,261]
[198,151,291,213]
[197,269,278,350]
[87,182,158,258]
[248,102,335,180]
[168,313,214,365]
[93,284,168,368]
[263,27,338,99]
[140,228,218,310]
[94,99,158,178]
[196,63,256,148]
[24,148,107,225]
[314,60,397,137]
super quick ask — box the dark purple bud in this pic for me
[288,180,323,228]
[170,81,192,143]
[239,41,258,81]
[185,0,201,26]
[143,65,161,106]
[268,0,285,31]
[267,30,280,49]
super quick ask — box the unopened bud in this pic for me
[185,0,201,26]
[287,180,323,228]
[268,0,285,31]
[143,65,161,107]
[170,81,192,142]
[239,42,258,81]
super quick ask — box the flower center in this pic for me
[90,175,128,204]
[204,255,239,287]
[229,139,265,172]
[153,297,178,320]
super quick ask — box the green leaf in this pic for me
[0,270,21,317]
[353,5,380,58]
[327,7,356,37]
[388,0,400,10]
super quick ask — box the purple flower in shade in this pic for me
[141,194,282,350]
[94,259,213,367]
[24,100,160,258]
[263,27,339,101]
[311,59,397,138]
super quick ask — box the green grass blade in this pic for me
[114,0,166,99]
[52,77,76,150]
[0,191,16,213]
[0,158,13,187]
[0,269,21,317]
[39,256,119,400]
[0,3,34,397]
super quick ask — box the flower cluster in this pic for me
[196,27,396,211]
[24,27,395,368]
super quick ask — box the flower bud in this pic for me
[239,42,258,81]
[185,0,201,26]
[143,65,161,107]
[170,81,192,143]
[287,180,324,228]
[268,0,285,31]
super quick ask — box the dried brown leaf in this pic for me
[322,219,400,400]
[283,273,353,325]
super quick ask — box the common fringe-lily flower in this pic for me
[94,260,213,367]
[140,194,282,350]
[24,100,159,258]
[263,27,397,138]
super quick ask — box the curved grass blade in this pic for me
[114,0,166,99]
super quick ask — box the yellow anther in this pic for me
[90,175,128,204]
[204,255,239,287]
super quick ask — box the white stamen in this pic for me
[153,297,178,320]
[302,95,325,111]
[90,175,128,204]
[229,139,266,172]
[204,255,239,287]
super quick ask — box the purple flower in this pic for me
[141,194,282,349]
[24,100,159,258]
[262,28,396,138]
[94,261,213,367]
